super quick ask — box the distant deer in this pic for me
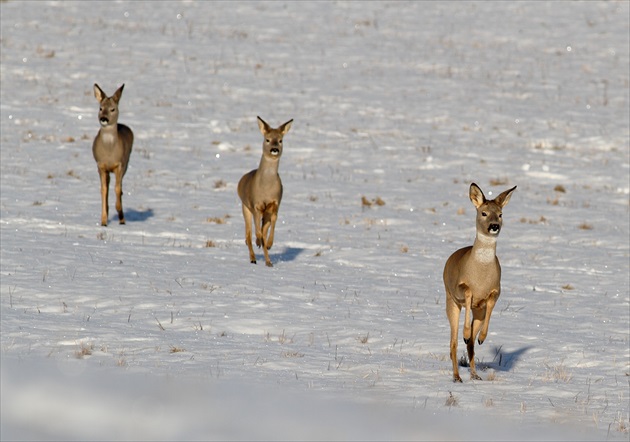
[237,116,293,267]
[443,183,516,382]
[92,83,134,226]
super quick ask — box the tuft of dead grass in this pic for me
[361,196,385,207]
[206,214,230,224]
[282,351,304,358]
[554,184,566,193]
[520,215,548,224]
[445,391,458,407]
[543,361,573,383]
[489,178,509,186]
[613,412,629,434]
[357,333,369,344]
[75,342,93,359]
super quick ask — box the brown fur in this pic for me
[92,84,133,226]
[237,116,293,267]
[443,183,516,382]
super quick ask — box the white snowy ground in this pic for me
[1,1,628,440]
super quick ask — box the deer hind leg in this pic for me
[467,308,486,380]
[98,167,110,226]
[446,293,463,382]
[114,164,125,224]
[242,204,256,264]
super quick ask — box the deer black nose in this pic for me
[488,223,500,234]
[100,117,109,124]
[270,148,280,155]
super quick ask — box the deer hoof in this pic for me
[250,260,257,264]
[478,338,484,345]
[463,337,470,344]
[265,262,273,268]
[453,376,463,383]
[471,373,482,381]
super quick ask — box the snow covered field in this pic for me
[1,1,628,440]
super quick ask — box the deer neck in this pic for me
[257,156,280,180]
[98,124,119,146]
[471,233,498,264]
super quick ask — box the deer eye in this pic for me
[265,139,270,143]
[481,212,488,217]
[279,139,283,144]
[499,213,502,218]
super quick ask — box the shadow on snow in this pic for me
[124,208,155,222]
[273,246,304,263]
[484,345,533,372]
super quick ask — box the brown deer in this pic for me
[443,183,516,382]
[92,83,134,226]
[237,116,293,267]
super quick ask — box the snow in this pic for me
[1,1,628,440]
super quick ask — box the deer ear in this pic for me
[112,84,125,103]
[257,116,270,135]
[495,186,517,208]
[93,84,105,102]
[469,183,486,208]
[280,119,293,135]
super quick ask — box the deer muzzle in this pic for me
[488,223,501,235]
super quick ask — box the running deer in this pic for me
[92,83,134,226]
[237,116,293,267]
[443,183,516,382]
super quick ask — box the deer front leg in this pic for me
[114,164,125,224]
[254,205,265,248]
[98,166,109,226]
[461,284,473,343]
[478,290,499,344]
[467,308,486,380]
[241,204,256,264]
[262,203,278,250]
[260,204,278,267]
[446,294,463,382]
[262,241,273,267]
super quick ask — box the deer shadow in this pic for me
[459,345,533,372]
[272,246,305,263]
[124,208,155,223]
[480,345,533,372]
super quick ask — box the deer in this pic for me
[443,183,516,382]
[237,116,293,267]
[92,83,134,226]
